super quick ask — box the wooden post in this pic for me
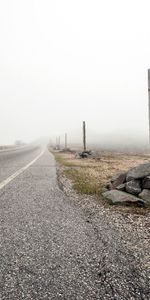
[148,69,150,145]
[56,137,58,148]
[58,136,60,150]
[65,133,67,150]
[83,121,86,151]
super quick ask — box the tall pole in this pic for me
[83,121,86,151]
[148,69,150,145]
[65,133,67,150]
[58,136,60,150]
[56,137,57,148]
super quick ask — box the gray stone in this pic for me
[111,172,126,188]
[142,176,150,189]
[116,183,126,191]
[102,190,145,207]
[101,187,109,193]
[126,163,150,181]
[139,189,150,206]
[75,153,81,159]
[125,180,141,195]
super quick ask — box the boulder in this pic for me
[102,190,145,207]
[75,152,82,159]
[139,189,150,206]
[125,180,141,195]
[111,172,126,188]
[101,187,109,193]
[116,183,126,191]
[142,176,150,189]
[126,163,150,181]
[78,151,92,158]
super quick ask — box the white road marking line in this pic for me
[0,150,45,191]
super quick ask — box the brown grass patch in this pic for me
[52,150,150,196]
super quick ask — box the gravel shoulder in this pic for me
[56,160,150,300]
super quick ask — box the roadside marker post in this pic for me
[148,69,150,145]
[83,121,86,151]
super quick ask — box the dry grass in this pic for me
[52,150,150,195]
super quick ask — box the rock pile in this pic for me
[103,162,150,207]
[75,150,96,159]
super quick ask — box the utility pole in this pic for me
[56,137,58,148]
[148,69,150,145]
[58,136,60,150]
[83,121,86,151]
[56,136,60,149]
[65,133,67,150]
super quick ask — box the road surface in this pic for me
[0,146,149,299]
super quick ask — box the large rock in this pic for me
[102,190,145,207]
[142,176,150,189]
[139,189,150,206]
[126,163,150,181]
[125,180,141,195]
[101,187,109,193]
[116,183,126,191]
[111,172,126,188]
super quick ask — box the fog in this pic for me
[0,0,150,150]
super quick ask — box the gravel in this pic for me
[0,149,150,299]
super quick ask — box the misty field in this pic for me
[53,150,150,195]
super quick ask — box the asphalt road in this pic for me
[0,147,149,299]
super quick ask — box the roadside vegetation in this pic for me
[52,150,150,195]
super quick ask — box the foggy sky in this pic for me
[0,0,150,148]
